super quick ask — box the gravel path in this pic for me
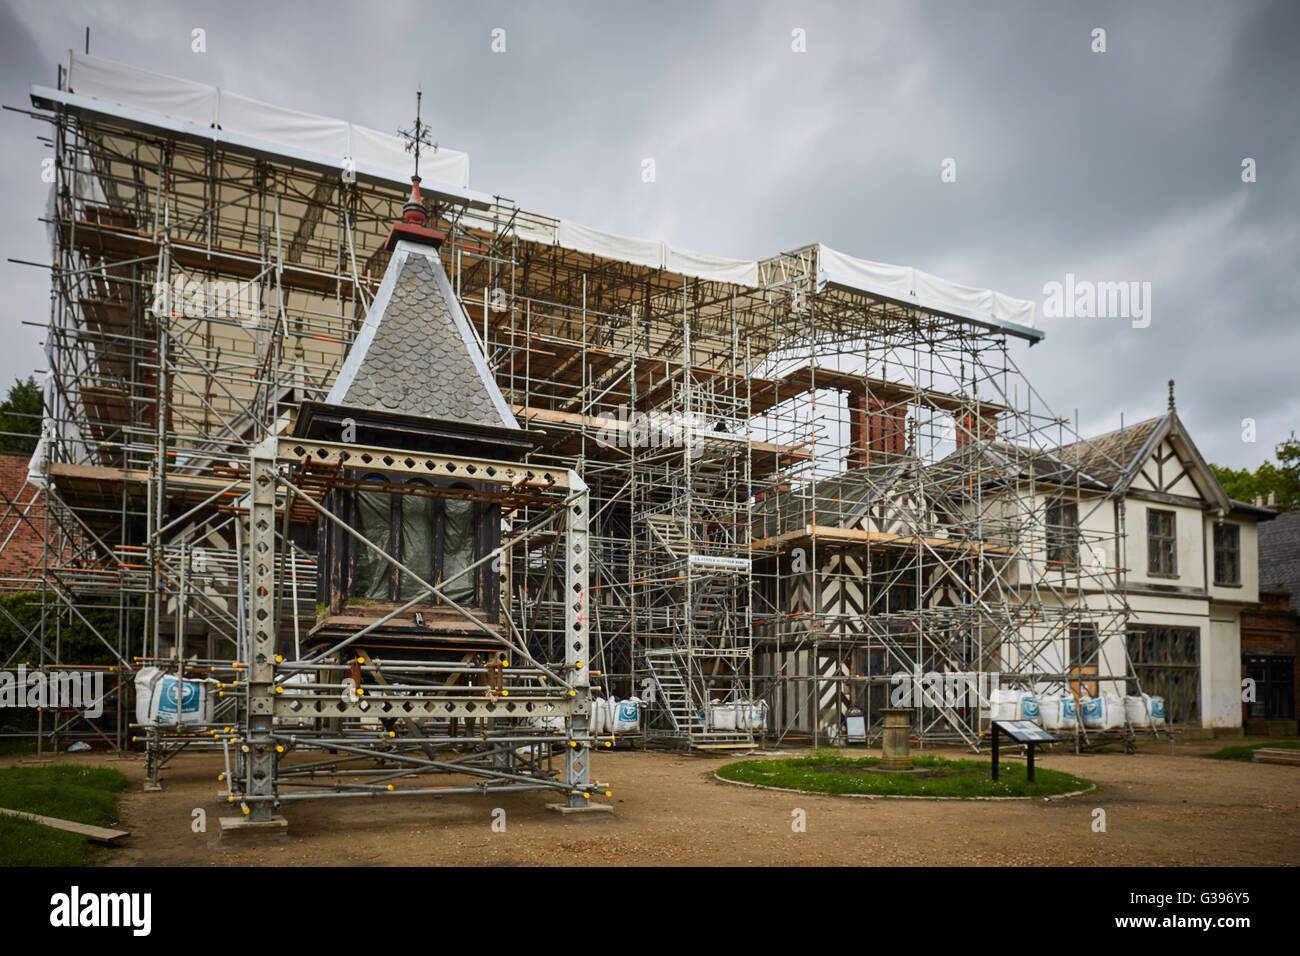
[14,738,1295,867]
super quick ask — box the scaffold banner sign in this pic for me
[687,554,752,572]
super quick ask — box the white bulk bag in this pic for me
[1039,695,1073,731]
[280,672,314,696]
[733,699,768,731]
[134,667,163,725]
[612,698,642,732]
[1148,696,1167,728]
[990,689,1039,722]
[135,667,214,726]
[1082,691,1125,730]
[710,702,737,730]
[1019,694,1041,723]
[590,697,608,735]
[1125,694,1154,729]
[989,688,1022,721]
[531,715,565,732]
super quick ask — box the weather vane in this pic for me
[398,85,437,180]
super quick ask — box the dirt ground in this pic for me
[10,738,1300,866]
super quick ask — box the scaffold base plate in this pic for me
[546,802,614,815]
[219,815,288,835]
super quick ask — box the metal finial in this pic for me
[398,86,435,180]
[1167,379,1175,412]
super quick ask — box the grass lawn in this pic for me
[1209,739,1300,761]
[717,752,1093,799]
[0,765,128,866]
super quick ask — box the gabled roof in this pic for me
[1052,410,1230,512]
[1052,416,1165,488]
[925,405,1235,513]
[325,240,518,431]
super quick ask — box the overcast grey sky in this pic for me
[2,0,1296,469]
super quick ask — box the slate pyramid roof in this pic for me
[325,240,518,431]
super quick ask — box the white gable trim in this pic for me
[1118,414,1230,512]
[325,245,406,406]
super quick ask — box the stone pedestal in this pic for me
[880,707,914,770]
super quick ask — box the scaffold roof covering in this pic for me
[34,52,1041,342]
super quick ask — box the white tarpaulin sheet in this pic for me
[664,243,759,286]
[818,244,1036,328]
[65,53,470,188]
[556,220,663,270]
[550,220,759,286]
[511,214,559,246]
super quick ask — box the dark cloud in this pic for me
[2,0,1295,466]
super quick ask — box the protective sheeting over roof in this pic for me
[818,245,1038,331]
[515,217,761,286]
[49,53,1040,335]
[64,52,470,189]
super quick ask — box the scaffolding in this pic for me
[4,56,1157,814]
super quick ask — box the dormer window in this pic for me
[1147,508,1177,576]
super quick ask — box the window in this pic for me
[1213,522,1241,586]
[352,480,392,601]
[1127,625,1200,725]
[1147,509,1177,576]
[440,492,476,605]
[397,483,436,602]
[348,479,480,606]
[1047,500,1079,568]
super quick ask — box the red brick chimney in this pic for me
[955,409,998,450]
[847,393,907,467]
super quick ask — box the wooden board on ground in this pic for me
[1252,748,1300,766]
[0,806,129,843]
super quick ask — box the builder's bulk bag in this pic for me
[710,702,737,731]
[989,689,1021,721]
[135,667,214,726]
[590,697,608,735]
[737,699,768,731]
[1125,694,1154,729]
[1019,694,1041,723]
[531,715,565,733]
[1148,696,1167,728]
[612,698,642,732]
[1039,695,1078,731]
[991,689,1040,723]
[134,667,163,725]
[1082,691,1125,730]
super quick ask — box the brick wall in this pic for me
[0,452,48,590]
[1241,588,1299,723]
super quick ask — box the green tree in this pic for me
[1210,432,1300,510]
[0,377,43,455]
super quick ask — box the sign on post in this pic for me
[991,720,1058,782]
